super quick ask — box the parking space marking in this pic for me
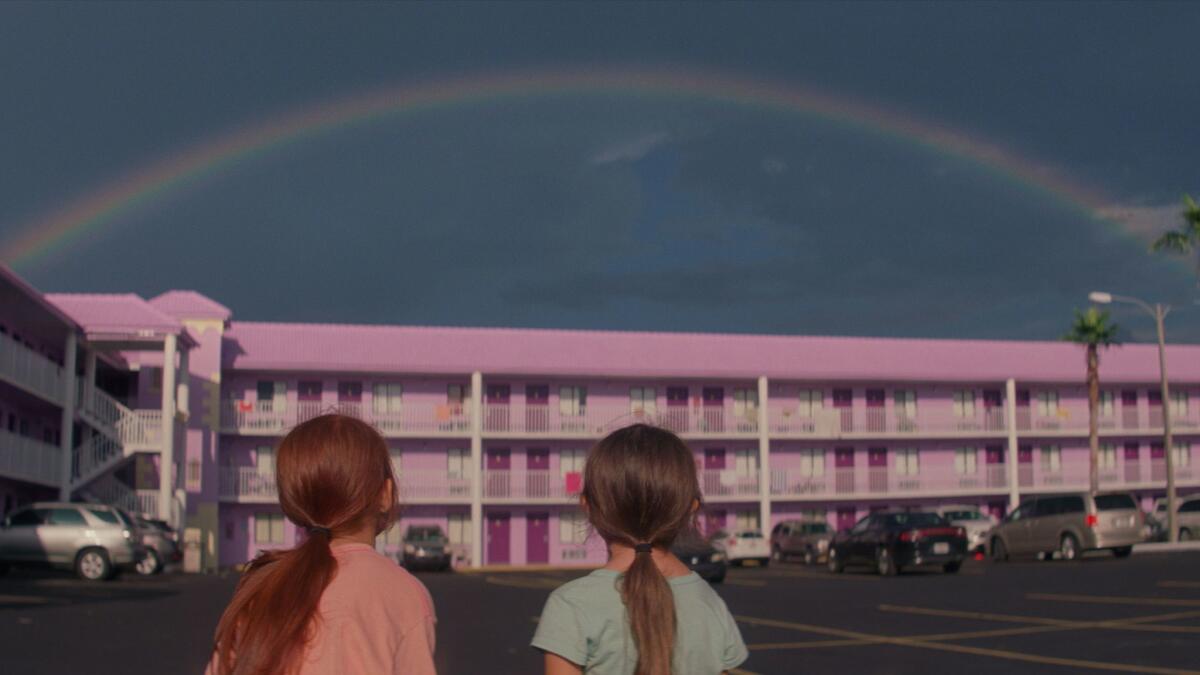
[0,595,51,605]
[879,604,1200,634]
[483,575,563,590]
[728,668,761,675]
[734,614,1200,674]
[752,568,880,582]
[1028,593,1200,608]
[1159,581,1200,590]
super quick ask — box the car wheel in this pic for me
[771,546,784,562]
[943,561,962,574]
[136,549,161,576]
[711,572,726,584]
[876,547,898,576]
[1181,529,1193,542]
[76,548,112,582]
[760,557,770,568]
[990,537,1008,562]
[1058,534,1080,561]
[827,548,844,574]
[803,548,815,566]
[1112,546,1133,558]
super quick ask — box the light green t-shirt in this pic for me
[531,569,748,675]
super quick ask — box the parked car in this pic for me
[0,502,144,581]
[935,505,997,553]
[712,529,770,566]
[400,525,452,571]
[827,511,967,576]
[135,516,182,575]
[988,492,1143,562]
[672,534,728,583]
[1149,496,1200,541]
[770,520,833,564]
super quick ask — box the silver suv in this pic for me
[989,492,1144,562]
[0,502,144,581]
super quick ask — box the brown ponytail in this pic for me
[211,414,397,675]
[583,424,701,675]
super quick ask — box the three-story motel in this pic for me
[1,265,1197,570]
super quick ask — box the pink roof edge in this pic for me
[149,290,232,321]
[221,320,1200,383]
[46,293,184,336]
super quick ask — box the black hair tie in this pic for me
[634,543,653,554]
[308,526,332,538]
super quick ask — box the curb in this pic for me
[456,564,600,574]
[1132,542,1200,554]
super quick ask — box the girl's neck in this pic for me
[603,541,692,578]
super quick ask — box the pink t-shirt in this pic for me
[209,543,437,675]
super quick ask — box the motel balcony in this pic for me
[768,405,1008,438]
[0,429,62,487]
[480,403,759,438]
[0,330,66,405]
[770,465,1010,499]
[1017,457,1196,493]
[219,400,472,437]
[218,466,474,504]
[480,468,759,503]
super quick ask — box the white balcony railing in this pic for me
[219,465,475,502]
[219,466,278,500]
[0,331,65,404]
[221,400,473,436]
[483,469,583,500]
[0,429,61,487]
[770,465,1011,498]
[699,469,760,498]
[81,388,165,449]
[481,404,758,436]
[73,433,125,483]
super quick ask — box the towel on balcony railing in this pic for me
[435,405,451,422]
[564,472,582,494]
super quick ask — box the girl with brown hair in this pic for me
[207,414,437,675]
[531,423,748,675]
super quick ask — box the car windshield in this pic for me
[737,531,763,539]
[1095,495,1137,511]
[407,527,444,542]
[884,513,946,528]
[87,508,121,525]
[944,510,984,521]
[806,524,829,534]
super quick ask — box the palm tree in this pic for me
[1064,308,1121,495]
[1151,194,1200,284]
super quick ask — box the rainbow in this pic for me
[0,67,1133,268]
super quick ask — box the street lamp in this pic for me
[1089,291,1177,543]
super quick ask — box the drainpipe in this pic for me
[470,371,483,568]
[1005,378,1020,511]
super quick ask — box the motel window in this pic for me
[560,449,586,478]
[255,446,275,474]
[297,381,322,401]
[894,390,917,417]
[1099,444,1117,470]
[734,448,759,477]
[1036,392,1060,417]
[954,448,977,475]
[1098,391,1115,418]
[255,513,285,545]
[630,387,657,417]
[186,459,202,491]
[257,381,287,411]
[1040,445,1062,472]
[389,448,403,479]
[373,383,403,415]
[149,367,163,395]
[447,384,469,407]
[447,448,469,480]
[338,381,363,402]
[1171,391,1189,418]
[952,391,975,418]
[733,389,758,419]
[448,513,471,546]
[1172,442,1192,468]
[895,449,919,476]
[735,509,760,531]
[797,390,823,417]
[799,449,825,478]
[559,387,587,416]
[559,511,588,545]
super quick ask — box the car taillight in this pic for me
[956,527,966,539]
[727,538,737,547]
[899,530,918,542]
[1085,514,1098,528]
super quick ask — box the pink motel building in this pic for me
[2,263,1199,570]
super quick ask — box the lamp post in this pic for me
[1089,292,1177,543]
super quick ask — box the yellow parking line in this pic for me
[1027,593,1200,608]
[1159,581,1200,589]
[733,614,1200,674]
[748,639,870,650]
[879,604,1200,635]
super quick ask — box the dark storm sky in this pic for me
[2,1,1199,341]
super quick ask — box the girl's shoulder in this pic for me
[328,545,435,618]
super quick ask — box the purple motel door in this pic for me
[705,509,727,537]
[1124,442,1141,482]
[527,448,550,498]
[526,385,550,432]
[866,390,885,432]
[985,445,1004,487]
[666,386,689,432]
[486,385,511,431]
[486,513,510,564]
[834,447,855,494]
[833,389,853,432]
[487,448,511,498]
[702,387,724,432]
[526,513,549,564]
[704,448,727,470]
[836,507,857,532]
[867,448,887,492]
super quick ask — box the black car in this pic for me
[400,525,453,571]
[672,536,728,583]
[827,511,966,576]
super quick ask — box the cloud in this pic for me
[589,131,671,165]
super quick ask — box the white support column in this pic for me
[83,349,97,414]
[1005,378,1020,511]
[58,333,78,501]
[159,334,178,525]
[177,348,190,419]
[757,376,771,533]
[469,371,484,568]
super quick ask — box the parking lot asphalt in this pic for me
[1,551,1198,675]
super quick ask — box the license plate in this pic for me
[933,542,950,555]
